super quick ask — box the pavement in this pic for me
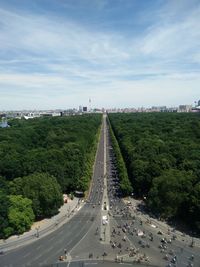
[0,197,82,252]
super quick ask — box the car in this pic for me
[102,215,108,225]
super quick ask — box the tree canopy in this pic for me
[108,112,200,232]
[9,173,63,218]
[0,114,102,238]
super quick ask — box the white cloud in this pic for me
[140,7,200,61]
[0,1,199,110]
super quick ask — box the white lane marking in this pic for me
[39,260,47,266]
[43,245,53,254]
[22,252,31,258]
[54,238,63,245]
[68,221,94,254]
[36,245,42,251]
[57,230,64,236]
[48,236,55,242]
[84,263,98,265]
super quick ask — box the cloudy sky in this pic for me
[0,0,200,110]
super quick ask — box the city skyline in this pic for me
[0,0,200,110]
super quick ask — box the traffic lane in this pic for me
[70,212,107,260]
[0,206,99,267]
[32,217,95,266]
[9,218,94,267]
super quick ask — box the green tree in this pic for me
[7,195,35,235]
[188,182,200,231]
[0,190,9,238]
[147,169,194,219]
[9,173,63,218]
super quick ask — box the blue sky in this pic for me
[0,0,200,110]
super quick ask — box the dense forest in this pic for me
[0,114,102,238]
[108,113,200,232]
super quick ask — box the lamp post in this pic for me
[35,226,40,238]
[64,249,67,260]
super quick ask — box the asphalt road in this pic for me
[1,114,200,267]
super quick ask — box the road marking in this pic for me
[119,263,132,265]
[43,246,53,254]
[38,260,47,266]
[48,236,55,242]
[31,253,43,262]
[36,244,42,251]
[68,221,95,254]
[54,238,63,245]
[57,230,64,237]
[22,252,31,258]
[84,263,98,265]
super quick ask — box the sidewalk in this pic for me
[0,197,84,252]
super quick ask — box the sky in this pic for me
[0,0,200,110]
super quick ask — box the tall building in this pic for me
[178,105,192,112]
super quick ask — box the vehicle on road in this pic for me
[102,215,108,225]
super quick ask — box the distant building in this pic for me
[198,100,200,106]
[83,107,87,112]
[166,107,178,112]
[151,106,167,112]
[52,112,61,117]
[79,106,82,113]
[24,112,40,119]
[178,105,192,113]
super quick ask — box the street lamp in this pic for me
[35,226,40,238]
[64,249,67,260]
